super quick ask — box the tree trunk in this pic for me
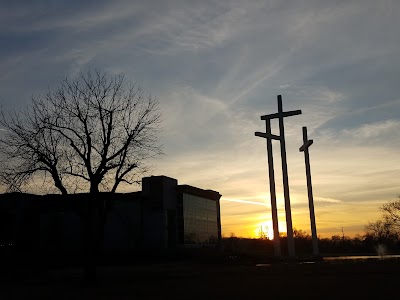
[83,193,108,285]
[83,195,99,285]
[90,185,100,194]
[52,172,68,195]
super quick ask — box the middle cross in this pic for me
[255,95,301,258]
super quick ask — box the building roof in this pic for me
[176,185,221,201]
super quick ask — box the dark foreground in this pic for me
[1,257,399,299]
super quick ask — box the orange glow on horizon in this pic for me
[220,196,290,239]
[254,220,274,240]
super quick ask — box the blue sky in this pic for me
[1,0,400,237]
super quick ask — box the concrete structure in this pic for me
[0,176,222,255]
[255,95,302,258]
[255,119,281,257]
[299,126,319,256]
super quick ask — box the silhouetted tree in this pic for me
[293,228,311,239]
[0,69,162,194]
[364,199,400,254]
[0,69,162,284]
[365,219,398,242]
[0,103,67,193]
[381,199,400,232]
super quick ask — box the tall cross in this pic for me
[255,119,281,256]
[255,95,301,258]
[299,126,319,256]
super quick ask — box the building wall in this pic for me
[0,176,222,253]
[142,176,178,249]
[103,197,142,251]
[40,211,83,252]
[182,193,219,246]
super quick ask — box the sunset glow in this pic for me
[254,220,275,240]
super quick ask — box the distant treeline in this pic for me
[222,199,400,258]
[222,229,400,257]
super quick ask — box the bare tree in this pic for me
[0,69,162,194]
[365,219,398,241]
[0,103,67,194]
[0,69,163,284]
[365,198,400,243]
[381,199,400,231]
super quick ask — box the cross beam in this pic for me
[254,132,280,140]
[299,140,313,152]
[260,109,302,120]
[299,126,319,256]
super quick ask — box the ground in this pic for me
[1,257,399,299]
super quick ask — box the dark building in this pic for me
[0,176,222,255]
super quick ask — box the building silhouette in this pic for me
[0,175,222,256]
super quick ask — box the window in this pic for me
[182,194,218,246]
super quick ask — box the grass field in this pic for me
[1,256,399,299]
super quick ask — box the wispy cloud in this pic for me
[1,0,400,237]
[221,198,269,207]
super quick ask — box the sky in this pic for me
[1,0,400,239]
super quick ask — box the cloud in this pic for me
[342,119,400,141]
[314,196,342,204]
[2,0,400,237]
[221,197,269,207]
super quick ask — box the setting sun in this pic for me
[254,220,274,240]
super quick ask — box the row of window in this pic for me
[182,194,219,245]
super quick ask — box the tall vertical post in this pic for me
[265,119,281,257]
[256,95,301,258]
[299,126,319,256]
[277,95,295,258]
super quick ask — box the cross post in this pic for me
[299,126,319,256]
[255,119,281,257]
[256,95,301,258]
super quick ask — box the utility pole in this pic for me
[299,126,319,256]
